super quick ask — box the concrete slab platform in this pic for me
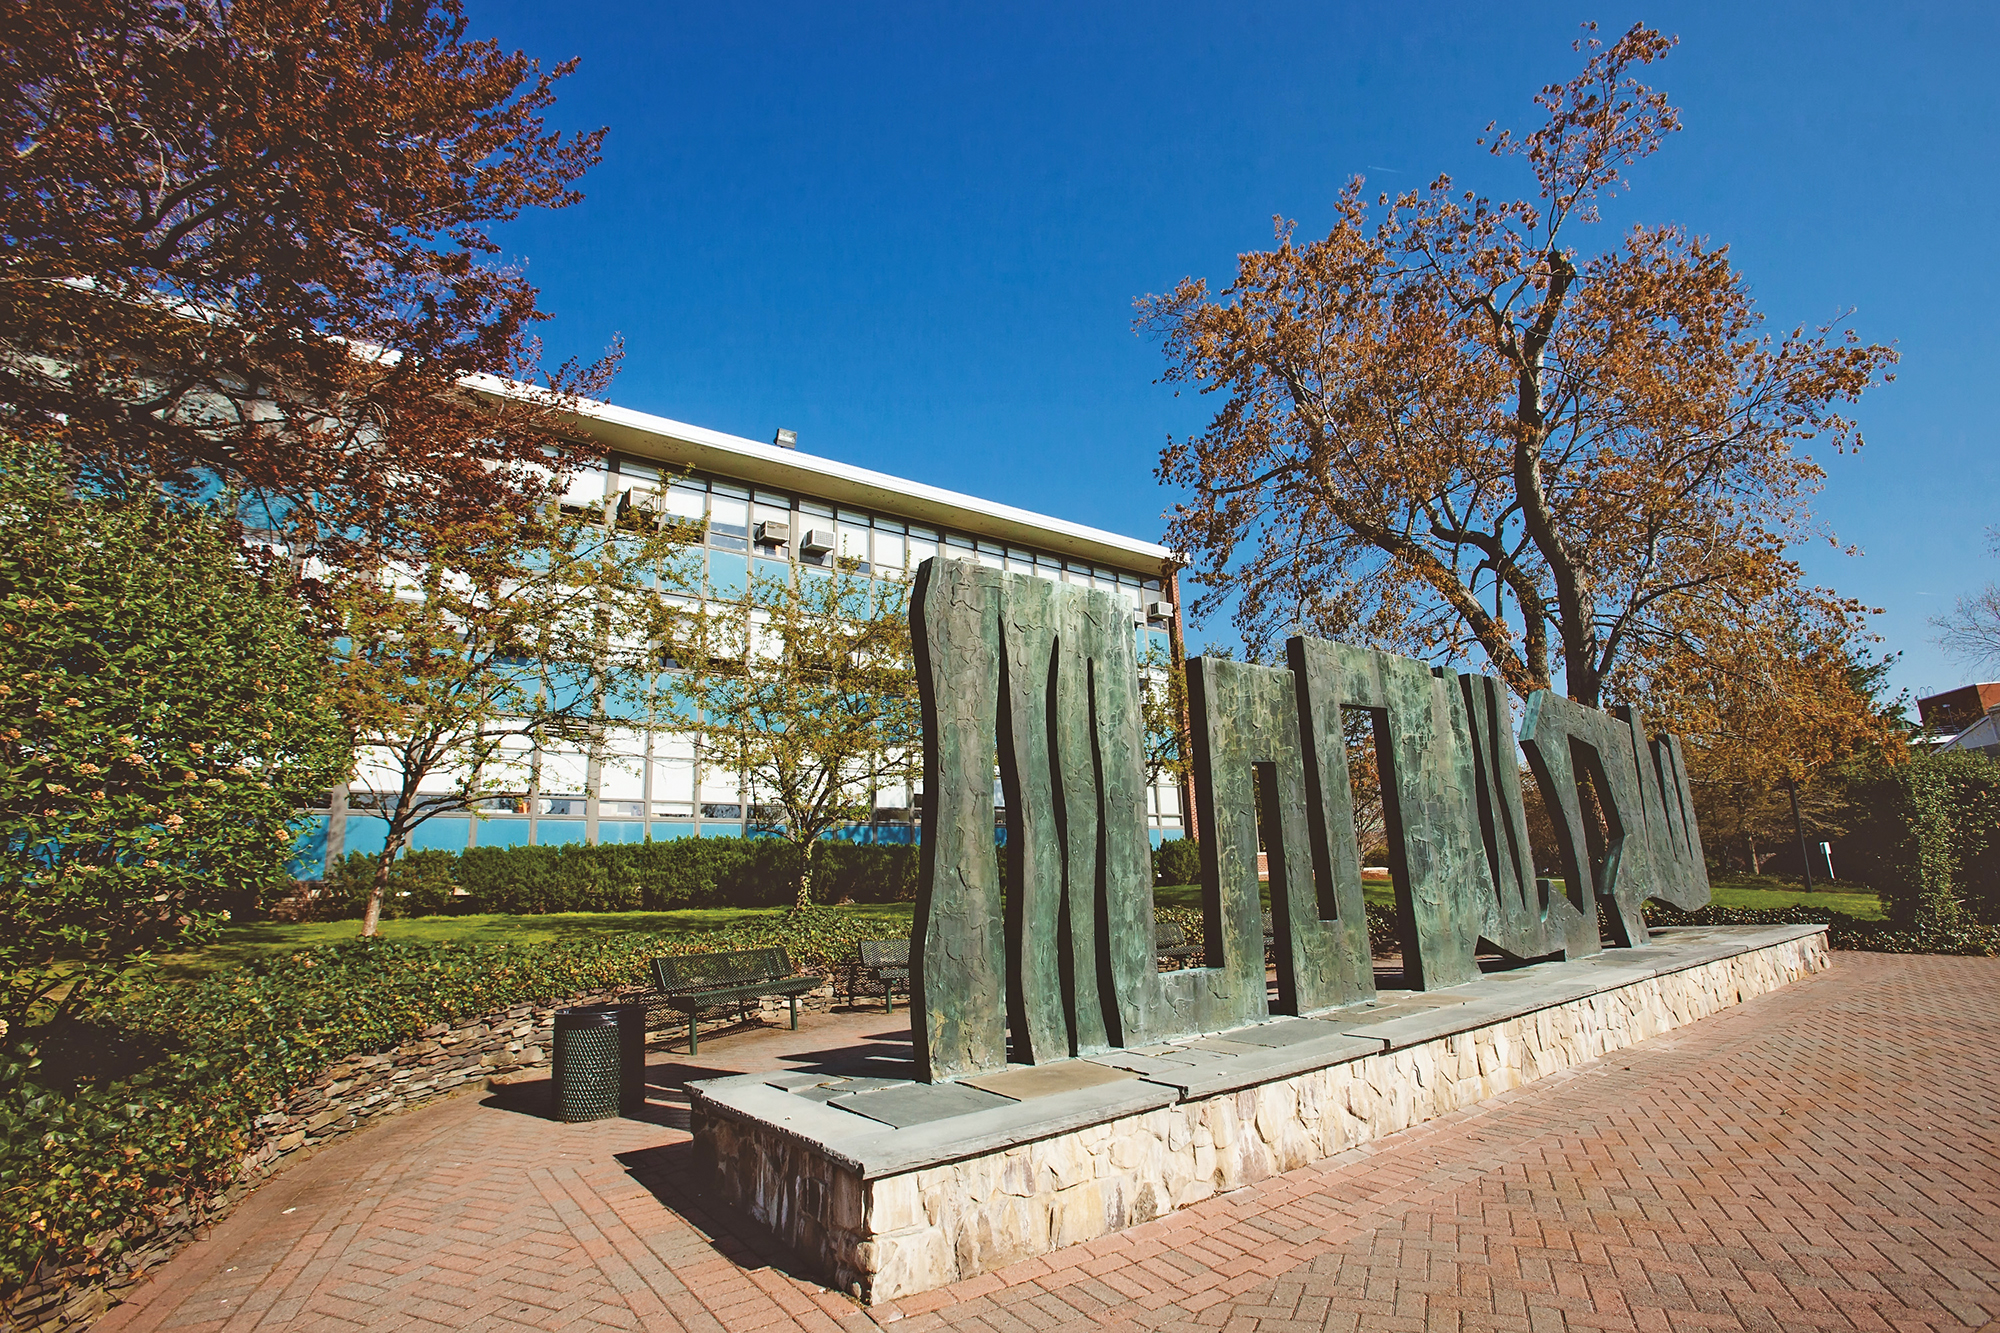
[693,923,1832,1304]
[959,1060,1138,1099]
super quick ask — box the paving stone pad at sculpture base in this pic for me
[691,923,1830,1304]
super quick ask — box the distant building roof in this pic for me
[467,376,1177,579]
[1917,682,2000,734]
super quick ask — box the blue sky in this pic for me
[477,2,1998,705]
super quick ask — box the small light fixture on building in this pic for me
[773,428,797,449]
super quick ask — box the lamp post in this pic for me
[1786,772,1814,892]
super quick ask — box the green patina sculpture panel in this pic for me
[1185,657,1373,1020]
[913,558,1191,1079]
[1286,640,1496,990]
[1615,706,1710,912]
[1519,692,1714,948]
[910,558,1008,1080]
[1461,673,1597,962]
[912,557,1717,1082]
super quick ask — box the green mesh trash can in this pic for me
[552,1008,622,1123]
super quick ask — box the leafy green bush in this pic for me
[0,442,347,1029]
[1643,900,1999,956]
[1152,836,1200,887]
[317,850,466,919]
[1838,753,2000,925]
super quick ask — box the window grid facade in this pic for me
[315,450,1183,870]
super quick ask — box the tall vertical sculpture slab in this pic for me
[910,559,1008,1079]
[1187,658,1374,1018]
[1287,640,1496,990]
[1518,692,1713,948]
[913,558,1229,1079]
[1461,673,1596,961]
[1614,705,1711,914]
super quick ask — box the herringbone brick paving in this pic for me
[95,953,2000,1333]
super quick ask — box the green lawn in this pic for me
[157,904,917,982]
[1706,881,1883,919]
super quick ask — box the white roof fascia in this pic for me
[463,376,1176,579]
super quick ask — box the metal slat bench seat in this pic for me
[847,939,910,1011]
[1155,922,1202,969]
[651,947,821,1055]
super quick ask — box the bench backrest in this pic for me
[857,939,910,969]
[1154,922,1186,949]
[653,946,795,994]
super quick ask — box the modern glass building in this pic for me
[302,394,1189,875]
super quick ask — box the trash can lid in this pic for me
[555,1008,619,1028]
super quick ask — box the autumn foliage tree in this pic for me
[0,0,613,569]
[1142,24,1896,715]
[1639,617,1906,876]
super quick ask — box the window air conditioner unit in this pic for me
[616,487,667,523]
[1145,600,1173,622]
[756,519,791,545]
[799,528,835,555]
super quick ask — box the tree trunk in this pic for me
[362,814,409,937]
[1747,833,1762,876]
[795,841,815,912]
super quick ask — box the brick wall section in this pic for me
[5,975,843,1333]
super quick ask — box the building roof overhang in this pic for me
[466,376,1177,579]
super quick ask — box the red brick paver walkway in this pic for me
[97,953,2000,1333]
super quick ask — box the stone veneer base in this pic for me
[691,924,1830,1304]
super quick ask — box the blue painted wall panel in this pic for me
[476,818,533,848]
[288,815,329,879]
[410,818,470,852]
[342,816,390,859]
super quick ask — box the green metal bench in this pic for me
[650,947,821,1055]
[1155,921,1202,969]
[846,939,910,1011]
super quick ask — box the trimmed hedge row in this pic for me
[311,835,1205,919]
[313,838,922,917]
[1642,900,1999,955]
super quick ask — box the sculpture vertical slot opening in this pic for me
[1084,657,1123,1048]
[1342,706,1389,919]
[996,632,1029,1063]
[1046,636,1078,1056]
[1566,737,1624,920]
[1251,761,1282,1000]
[1520,768,1562,915]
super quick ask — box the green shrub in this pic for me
[1152,836,1200,887]
[1839,753,2000,925]
[316,850,465,919]
[310,837,925,918]
[1643,900,1999,955]
[0,442,348,1029]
